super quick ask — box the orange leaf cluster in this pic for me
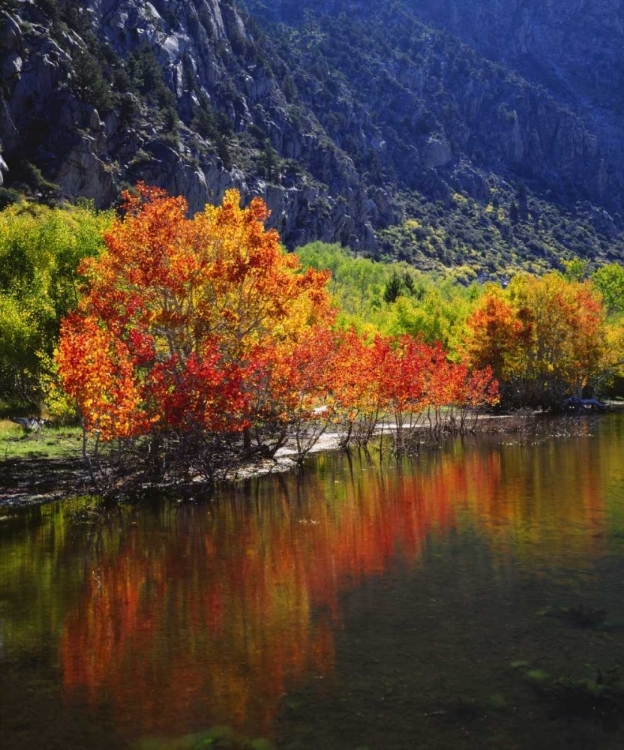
[464,273,608,407]
[57,184,497,451]
[330,332,498,443]
[57,185,331,440]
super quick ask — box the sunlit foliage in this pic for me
[593,263,624,317]
[55,191,497,476]
[57,186,332,449]
[464,273,613,407]
[296,241,480,348]
[0,200,112,410]
[300,244,624,408]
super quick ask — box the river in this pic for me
[1,415,624,749]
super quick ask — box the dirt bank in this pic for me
[2,409,621,510]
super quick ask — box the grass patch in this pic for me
[0,421,83,461]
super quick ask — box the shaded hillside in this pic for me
[410,0,624,128]
[0,0,622,273]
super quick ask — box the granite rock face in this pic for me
[406,0,624,204]
[262,0,623,213]
[0,0,381,249]
[0,0,622,257]
[410,0,623,110]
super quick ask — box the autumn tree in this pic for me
[331,331,498,449]
[465,273,607,408]
[250,325,340,459]
[57,185,501,482]
[57,185,332,473]
[331,332,395,447]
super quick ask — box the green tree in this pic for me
[383,270,402,303]
[563,258,589,282]
[259,140,280,182]
[593,263,624,317]
[0,201,112,410]
[72,49,116,112]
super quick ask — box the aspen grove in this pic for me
[57,185,499,479]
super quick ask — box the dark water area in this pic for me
[2,416,624,750]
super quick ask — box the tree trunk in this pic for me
[243,426,252,452]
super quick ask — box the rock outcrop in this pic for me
[406,0,624,208]
[0,0,622,265]
[0,0,382,249]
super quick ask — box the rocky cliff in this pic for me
[0,0,622,270]
[406,0,624,201]
[0,0,385,250]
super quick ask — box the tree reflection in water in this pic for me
[1,419,622,748]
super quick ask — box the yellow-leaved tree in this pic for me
[465,272,609,407]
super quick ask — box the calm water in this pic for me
[2,416,624,750]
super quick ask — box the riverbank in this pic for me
[1,407,622,510]
[0,422,91,508]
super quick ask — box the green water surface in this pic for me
[1,415,624,749]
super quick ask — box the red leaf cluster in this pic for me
[57,185,497,449]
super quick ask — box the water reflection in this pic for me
[1,416,623,748]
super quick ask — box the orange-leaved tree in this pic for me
[330,332,498,447]
[249,325,340,458]
[464,273,606,407]
[57,185,332,461]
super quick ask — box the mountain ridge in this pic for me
[0,0,622,273]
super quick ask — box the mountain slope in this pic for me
[0,0,622,273]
